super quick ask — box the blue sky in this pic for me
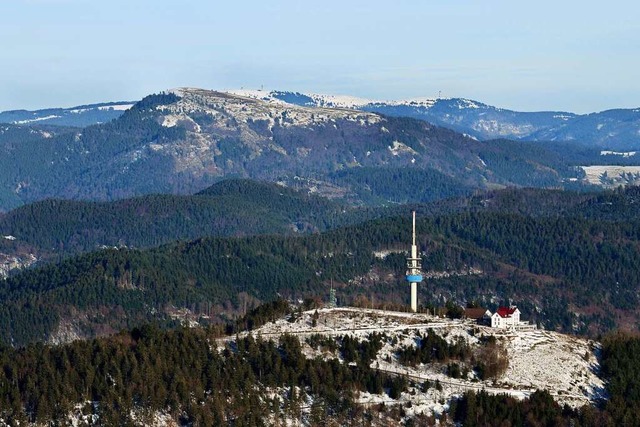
[1,0,638,113]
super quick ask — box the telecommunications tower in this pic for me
[405,211,423,312]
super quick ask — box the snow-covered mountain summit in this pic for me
[167,87,382,128]
[226,88,441,109]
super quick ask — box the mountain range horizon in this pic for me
[3,87,639,153]
[2,87,638,116]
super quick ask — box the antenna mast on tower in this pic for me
[405,211,423,312]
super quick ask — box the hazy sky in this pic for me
[2,0,638,113]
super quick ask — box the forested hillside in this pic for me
[0,124,78,211]
[2,205,640,346]
[0,325,397,425]
[5,179,640,267]
[410,185,640,221]
[0,179,355,259]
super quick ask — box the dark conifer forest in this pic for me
[1,179,640,424]
[0,319,637,426]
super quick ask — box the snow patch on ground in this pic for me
[373,249,404,259]
[423,267,483,280]
[161,114,180,128]
[500,330,604,405]
[0,252,37,279]
[13,115,60,124]
[581,165,640,187]
[54,402,177,427]
[97,104,134,111]
[600,150,637,157]
[457,99,482,109]
[472,119,535,137]
[307,93,376,109]
[388,140,417,156]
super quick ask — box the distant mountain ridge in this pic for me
[0,88,585,211]
[229,89,640,150]
[4,91,640,150]
[0,101,135,127]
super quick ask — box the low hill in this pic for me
[0,179,352,258]
[249,308,602,408]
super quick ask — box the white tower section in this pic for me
[405,211,423,312]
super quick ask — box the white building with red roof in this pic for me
[490,306,521,328]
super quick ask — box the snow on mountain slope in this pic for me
[4,87,640,148]
[170,88,382,127]
[5,87,572,211]
[223,89,572,141]
[13,115,61,125]
[601,150,637,157]
[151,88,567,196]
[142,87,388,189]
[226,88,439,109]
[224,89,640,149]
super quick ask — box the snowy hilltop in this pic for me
[225,306,604,423]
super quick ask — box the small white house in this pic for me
[490,306,521,329]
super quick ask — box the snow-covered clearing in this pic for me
[13,115,59,124]
[600,150,637,157]
[97,103,134,111]
[388,140,417,156]
[581,165,640,186]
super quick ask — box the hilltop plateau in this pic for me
[242,307,603,412]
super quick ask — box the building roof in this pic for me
[463,308,488,320]
[496,306,518,318]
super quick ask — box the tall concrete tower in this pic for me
[405,211,423,312]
